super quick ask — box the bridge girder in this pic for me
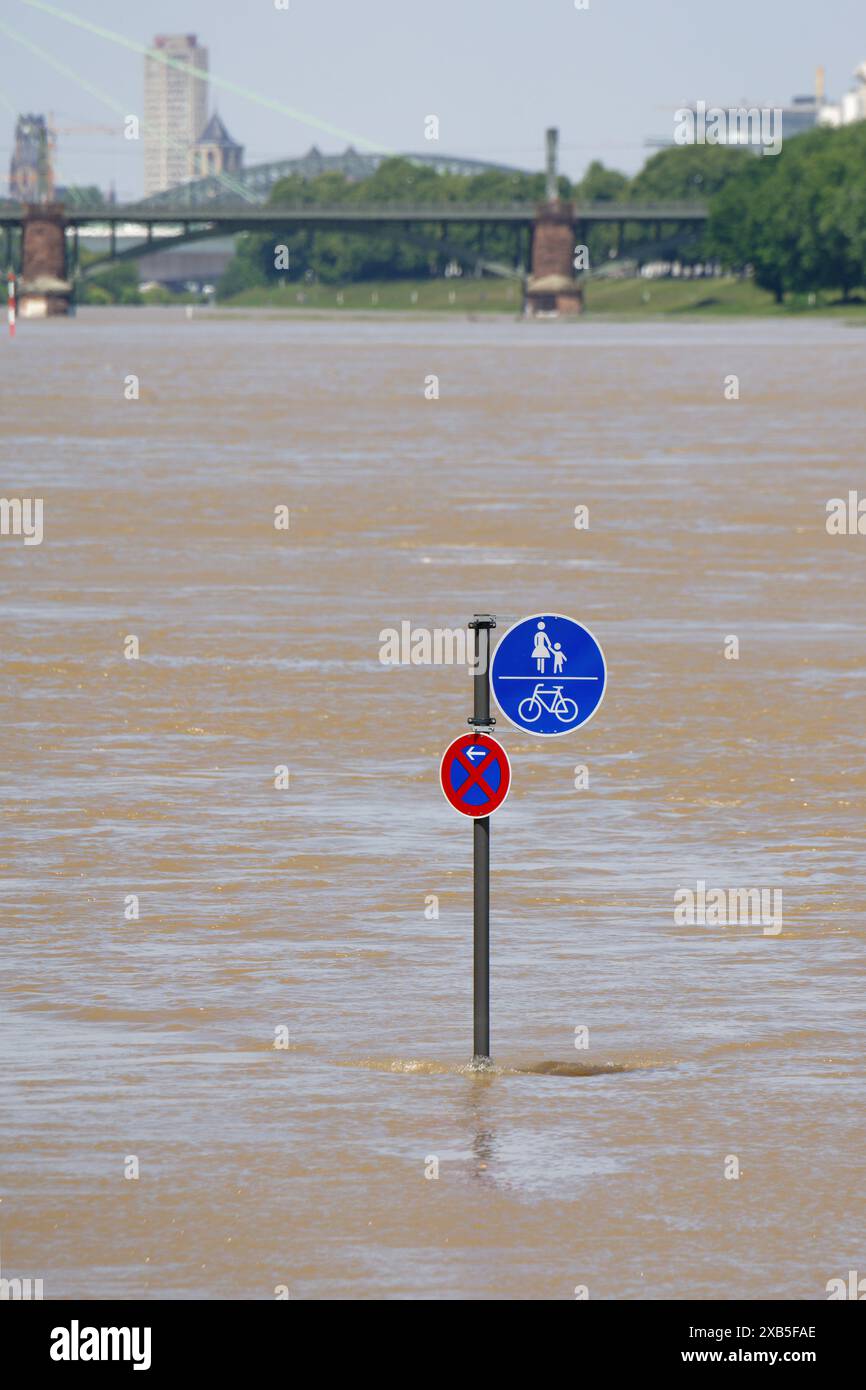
[1,199,709,232]
[0,200,709,279]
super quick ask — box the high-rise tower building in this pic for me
[143,33,209,197]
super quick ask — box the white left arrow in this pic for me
[466,747,487,761]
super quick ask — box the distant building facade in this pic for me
[190,113,243,181]
[779,95,821,139]
[144,33,209,197]
[820,62,866,127]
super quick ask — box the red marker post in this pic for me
[7,271,16,338]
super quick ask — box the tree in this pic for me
[79,259,141,305]
[576,160,629,202]
[572,161,629,265]
[630,144,751,203]
[707,123,866,303]
[707,157,789,302]
[622,145,752,265]
[810,124,866,300]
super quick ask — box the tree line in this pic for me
[217,140,766,298]
[706,122,866,303]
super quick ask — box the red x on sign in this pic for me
[439,733,512,818]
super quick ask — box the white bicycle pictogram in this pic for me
[517,683,579,725]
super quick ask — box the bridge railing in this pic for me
[47,200,710,226]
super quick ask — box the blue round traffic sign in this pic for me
[490,613,607,737]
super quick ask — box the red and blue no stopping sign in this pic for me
[439,733,512,818]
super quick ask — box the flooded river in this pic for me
[1,308,864,1298]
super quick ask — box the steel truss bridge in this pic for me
[0,199,709,281]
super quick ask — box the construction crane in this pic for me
[49,120,118,137]
[42,116,119,202]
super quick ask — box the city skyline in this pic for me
[0,0,864,200]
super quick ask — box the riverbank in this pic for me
[8,275,866,320]
[210,274,866,318]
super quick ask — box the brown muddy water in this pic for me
[1,307,864,1300]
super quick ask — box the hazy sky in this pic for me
[1,0,864,198]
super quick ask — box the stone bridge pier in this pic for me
[19,205,72,317]
[525,128,583,317]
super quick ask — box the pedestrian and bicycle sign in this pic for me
[440,732,512,819]
[490,613,606,737]
[436,611,607,1066]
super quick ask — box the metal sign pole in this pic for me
[473,813,490,1063]
[468,614,496,1066]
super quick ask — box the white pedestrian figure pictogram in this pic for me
[552,642,566,675]
[531,620,553,672]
